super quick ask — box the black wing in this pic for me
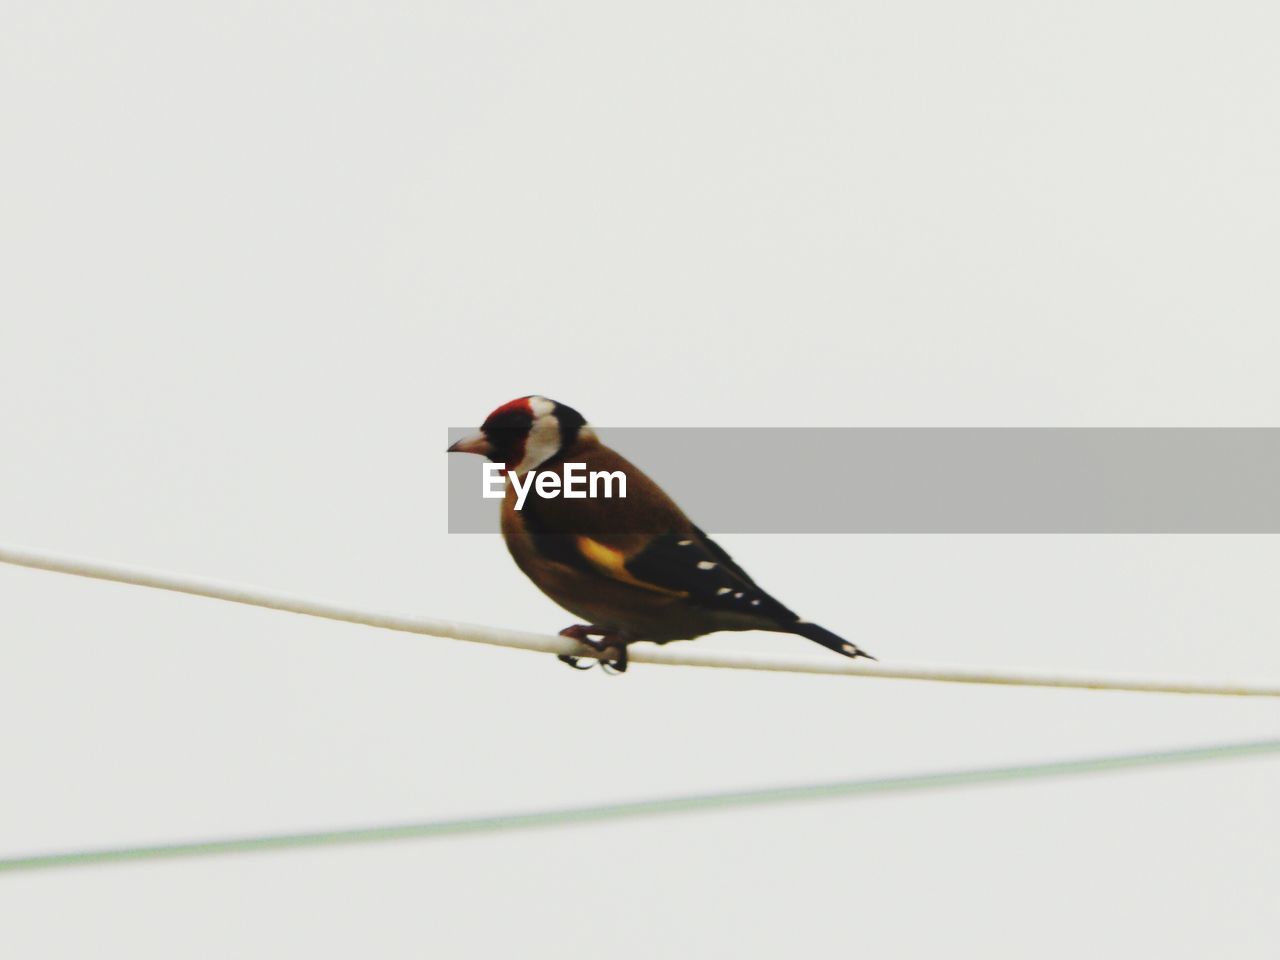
[624,526,799,625]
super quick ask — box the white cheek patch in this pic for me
[512,411,563,474]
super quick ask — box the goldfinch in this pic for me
[448,396,874,672]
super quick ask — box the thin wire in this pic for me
[2,739,1276,874]
[2,541,1279,697]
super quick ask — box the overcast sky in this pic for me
[2,2,1278,957]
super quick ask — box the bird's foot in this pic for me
[599,645,628,674]
[558,624,628,674]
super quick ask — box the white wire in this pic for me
[1,541,1278,698]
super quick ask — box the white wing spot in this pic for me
[716,587,732,595]
[697,561,717,570]
[733,592,744,599]
[677,540,693,546]
[750,598,761,606]
[842,643,858,655]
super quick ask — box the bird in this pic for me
[447,396,875,673]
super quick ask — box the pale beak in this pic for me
[447,432,492,457]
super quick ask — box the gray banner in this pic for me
[447,428,1280,533]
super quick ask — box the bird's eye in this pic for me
[486,427,524,448]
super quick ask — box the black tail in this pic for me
[787,620,876,661]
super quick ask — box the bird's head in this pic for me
[447,396,591,475]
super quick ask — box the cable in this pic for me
[2,738,1276,873]
[1,541,1278,697]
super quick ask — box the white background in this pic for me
[2,2,1278,956]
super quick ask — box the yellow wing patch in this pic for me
[575,537,689,597]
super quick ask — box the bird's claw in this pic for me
[558,624,628,674]
[599,653,627,675]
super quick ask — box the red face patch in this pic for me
[479,397,539,469]
[482,396,533,430]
